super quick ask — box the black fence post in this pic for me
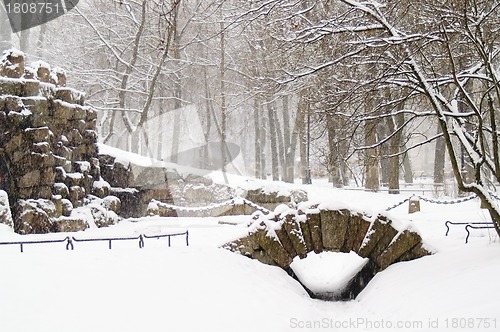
[66,237,74,250]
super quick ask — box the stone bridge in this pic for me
[224,203,431,300]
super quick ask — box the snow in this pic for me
[66,172,84,180]
[1,183,500,331]
[291,251,368,296]
[355,245,500,332]
[50,67,66,81]
[2,48,25,58]
[53,99,89,111]
[274,203,295,216]
[0,246,311,332]
[30,60,51,71]
[93,177,111,190]
[98,143,209,178]
[75,161,91,173]
[0,190,13,227]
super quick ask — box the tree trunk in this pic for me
[259,102,267,179]
[254,97,262,179]
[433,123,446,184]
[130,124,140,153]
[117,0,148,147]
[156,111,164,160]
[379,122,391,186]
[364,100,380,191]
[282,95,293,182]
[299,121,307,184]
[202,65,213,170]
[170,103,181,163]
[488,94,500,180]
[298,92,309,184]
[170,5,182,163]
[284,96,302,183]
[219,19,228,172]
[326,114,343,187]
[267,99,279,181]
[402,151,414,183]
[36,24,47,58]
[385,116,400,194]
[274,101,286,181]
[20,29,30,53]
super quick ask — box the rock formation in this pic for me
[0,49,117,233]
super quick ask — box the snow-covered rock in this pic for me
[0,190,13,228]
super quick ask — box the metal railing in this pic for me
[386,193,482,211]
[71,235,145,249]
[444,221,493,237]
[143,231,189,247]
[0,237,73,253]
[0,230,189,253]
[151,196,272,215]
[444,221,496,243]
[343,184,446,196]
[465,224,496,244]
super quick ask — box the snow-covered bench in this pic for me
[444,221,495,243]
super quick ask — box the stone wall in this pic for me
[223,205,431,300]
[98,149,308,217]
[97,153,236,217]
[244,188,307,211]
[0,49,116,233]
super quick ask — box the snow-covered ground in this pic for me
[1,182,499,332]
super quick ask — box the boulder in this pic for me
[61,199,73,217]
[69,186,85,207]
[110,188,140,218]
[90,205,117,228]
[17,170,41,188]
[102,195,121,214]
[14,199,53,234]
[0,49,25,78]
[53,216,88,232]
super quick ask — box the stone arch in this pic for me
[224,206,431,300]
